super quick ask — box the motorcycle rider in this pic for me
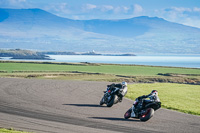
[131,90,160,117]
[107,81,128,102]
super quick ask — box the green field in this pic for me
[1,61,200,76]
[126,83,200,116]
[0,63,200,76]
[1,61,200,84]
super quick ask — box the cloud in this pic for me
[182,17,200,28]
[66,4,135,20]
[80,4,143,16]
[154,6,200,28]
[133,4,143,14]
[77,3,135,19]
[193,7,200,12]
[81,4,98,14]
[0,0,28,8]
[100,5,114,12]
[40,2,144,20]
[86,4,97,10]
[81,4,114,13]
[112,6,130,14]
[122,6,129,13]
[11,0,26,3]
[44,3,72,16]
[168,7,192,12]
[163,7,200,18]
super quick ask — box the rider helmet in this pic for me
[122,81,127,86]
[151,90,158,96]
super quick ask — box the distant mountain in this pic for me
[0,8,200,54]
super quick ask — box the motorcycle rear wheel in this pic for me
[139,108,154,122]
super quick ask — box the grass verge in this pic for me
[0,128,30,133]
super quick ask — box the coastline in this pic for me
[0,50,200,68]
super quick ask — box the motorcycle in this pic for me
[99,87,122,107]
[124,98,161,121]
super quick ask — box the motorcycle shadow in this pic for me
[63,104,107,108]
[89,117,141,122]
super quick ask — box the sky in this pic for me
[0,0,200,28]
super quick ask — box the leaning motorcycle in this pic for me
[99,87,121,107]
[124,98,161,121]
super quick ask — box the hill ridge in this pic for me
[0,8,200,54]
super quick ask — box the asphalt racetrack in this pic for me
[0,78,200,133]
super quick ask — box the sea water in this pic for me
[1,55,200,68]
[47,55,200,68]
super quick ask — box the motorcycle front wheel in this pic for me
[99,97,104,105]
[124,108,132,119]
[107,95,115,107]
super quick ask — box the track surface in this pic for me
[0,78,200,133]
